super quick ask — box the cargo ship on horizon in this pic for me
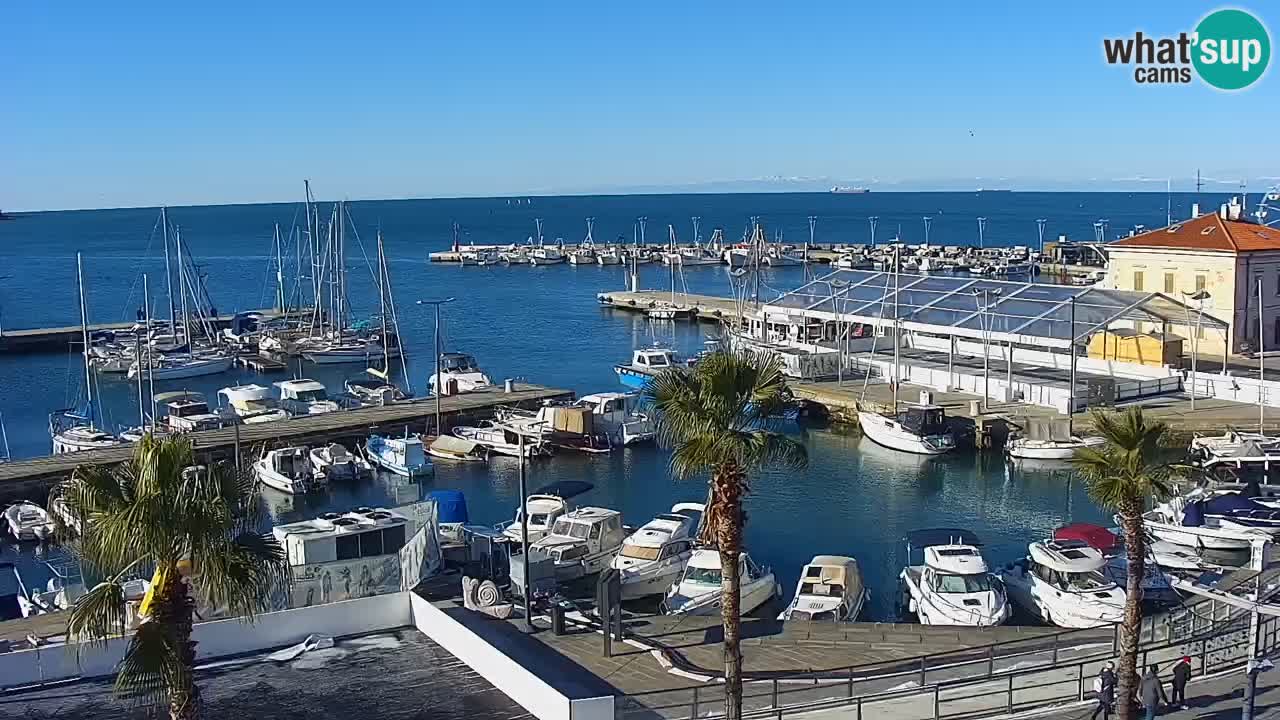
[829,186,870,194]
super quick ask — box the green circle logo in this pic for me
[1193,8,1271,90]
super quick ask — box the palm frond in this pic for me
[113,620,184,703]
[191,532,291,618]
[1072,407,1175,513]
[66,580,127,652]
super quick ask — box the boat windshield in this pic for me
[932,573,993,594]
[620,545,662,561]
[792,609,838,622]
[516,511,551,527]
[292,389,329,402]
[550,519,590,539]
[683,566,722,586]
[1063,570,1113,592]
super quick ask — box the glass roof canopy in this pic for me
[762,269,1228,349]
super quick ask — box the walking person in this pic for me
[1140,664,1169,720]
[1171,656,1191,709]
[1091,661,1117,720]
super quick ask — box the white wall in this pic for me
[909,334,1174,380]
[1189,371,1280,408]
[409,593,614,720]
[0,592,413,691]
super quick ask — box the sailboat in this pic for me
[648,225,695,320]
[856,247,956,455]
[50,254,123,454]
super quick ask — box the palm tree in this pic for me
[645,349,807,720]
[1072,407,1175,720]
[56,434,290,720]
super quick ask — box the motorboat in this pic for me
[344,375,408,406]
[663,549,780,616]
[496,392,655,452]
[596,247,623,265]
[128,352,234,380]
[4,501,54,542]
[999,539,1126,628]
[1053,523,1193,604]
[365,435,433,478]
[49,411,121,454]
[427,434,490,462]
[499,248,532,265]
[253,447,314,495]
[567,246,596,265]
[454,421,551,458]
[154,391,224,432]
[218,384,290,423]
[508,507,627,595]
[575,392,654,445]
[1006,435,1105,460]
[309,443,373,482]
[899,529,1009,626]
[761,248,805,267]
[857,404,956,456]
[429,352,493,395]
[779,555,868,622]
[528,246,566,266]
[613,347,680,391]
[611,503,704,600]
[276,379,341,415]
[1189,431,1280,459]
[1189,436,1280,481]
[1144,490,1277,550]
[501,480,594,544]
[0,563,38,620]
[303,337,388,365]
[723,247,753,268]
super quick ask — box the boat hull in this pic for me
[857,411,954,455]
[614,366,653,391]
[1006,437,1104,460]
[666,576,777,616]
[131,356,234,380]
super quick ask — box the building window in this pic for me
[1164,273,1175,294]
[1195,274,1206,293]
[1133,271,1144,292]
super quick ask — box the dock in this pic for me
[596,290,746,322]
[0,309,295,355]
[0,383,571,502]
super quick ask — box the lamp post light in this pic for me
[869,216,879,248]
[977,217,987,249]
[1181,289,1211,411]
[416,297,457,436]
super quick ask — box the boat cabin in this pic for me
[217,385,281,418]
[896,405,948,437]
[1025,540,1115,593]
[275,379,338,414]
[155,392,223,432]
[505,480,594,542]
[441,352,483,374]
[535,507,627,563]
[616,504,701,561]
[631,348,676,373]
[786,555,865,622]
[272,508,411,566]
[267,447,311,480]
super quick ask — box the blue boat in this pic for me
[613,347,680,391]
[365,434,433,478]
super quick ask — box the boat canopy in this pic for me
[907,528,983,549]
[531,480,594,499]
[427,490,469,524]
[154,391,205,405]
[1029,540,1106,572]
[229,312,264,335]
[1053,523,1119,552]
[218,385,273,403]
[763,268,1230,350]
[429,434,483,457]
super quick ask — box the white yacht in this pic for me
[611,503,703,600]
[1143,490,1277,550]
[1006,435,1105,460]
[614,347,680,391]
[899,529,1009,626]
[309,443,373,482]
[999,539,1126,628]
[501,480,593,544]
[454,421,551,458]
[155,391,224,432]
[50,415,121,455]
[778,555,868,622]
[858,405,956,456]
[253,447,313,495]
[303,337,389,365]
[364,435,433,478]
[429,352,493,395]
[218,384,290,423]
[508,507,627,594]
[128,352,234,380]
[275,379,341,415]
[4,502,55,542]
[664,549,779,616]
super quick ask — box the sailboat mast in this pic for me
[668,225,677,306]
[1068,295,1077,437]
[377,230,390,371]
[161,207,176,336]
[1260,277,1266,433]
[136,282,146,430]
[338,202,348,333]
[143,274,155,431]
[274,223,285,312]
[892,245,901,414]
[76,253,94,428]
[176,227,191,353]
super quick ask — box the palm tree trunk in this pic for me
[1115,503,1146,720]
[153,572,201,720]
[713,464,745,720]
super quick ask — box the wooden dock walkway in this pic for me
[0,383,571,502]
[595,289,745,322]
[0,309,293,355]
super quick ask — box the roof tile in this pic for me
[1109,213,1280,253]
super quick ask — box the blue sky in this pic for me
[2,1,1276,210]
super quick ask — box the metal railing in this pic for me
[617,586,1269,720]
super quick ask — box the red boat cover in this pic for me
[1053,523,1119,552]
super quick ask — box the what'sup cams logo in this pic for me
[1104,8,1270,90]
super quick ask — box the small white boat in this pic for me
[128,352,234,380]
[509,507,627,594]
[613,347,680,391]
[1006,435,1105,460]
[779,555,868,622]
[155,391,224,432]
[454,421,551,458]
[427,434,489,462]
[858,405,956,456]
[4,502,54,542]
[344,376,408,406]
[303,338,387,365]
[999,539,1126,628]
[429,352,493,396]
[218,384,290,423]
[253,447,313,495]
[528,247,566,266]
[276,379,341,415]
[611,503,703,600]
[365,435,433,477]
[899,529,1009,626]
[664,549,779,616]
[1189,431,1280,459]
[501,480,593,544]
[309,443,373,482]
[567,247,596,265]
[50,420,121,455]
[596,247,623,265]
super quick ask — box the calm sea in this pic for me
[0,191,1223,617]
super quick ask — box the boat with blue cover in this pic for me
[613,347,680,390]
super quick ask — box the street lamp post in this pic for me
[1181,289,1211,411]
[972,288,1002,411]
[416,297,457,436]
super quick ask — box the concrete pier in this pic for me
[0,309,294,355]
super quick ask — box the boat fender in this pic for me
[908,598,918,614]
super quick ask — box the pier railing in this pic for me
[617,581,1274,720]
